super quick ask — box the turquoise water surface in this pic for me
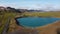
[16,17,60,27]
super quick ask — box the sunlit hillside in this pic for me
[23,12,60,18]
[0,7,60,34]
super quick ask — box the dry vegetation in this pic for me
[0,10,60,34]
[23,12,60,18]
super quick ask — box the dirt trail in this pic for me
[2,17,11,34]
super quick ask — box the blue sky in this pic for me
[0,0,60,10]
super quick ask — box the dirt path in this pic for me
[1,17,11,34]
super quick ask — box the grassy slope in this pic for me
[23,12,60,18]
[0,13,16,34]
[0,11,60,34]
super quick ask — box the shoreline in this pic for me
[15,17,60,29]
[36,20,60,29]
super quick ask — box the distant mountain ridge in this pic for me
[0,6,60,13]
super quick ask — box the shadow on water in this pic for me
[15,17,24,26]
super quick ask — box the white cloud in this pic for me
[34,3,60,11]
[0,2,60,11]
